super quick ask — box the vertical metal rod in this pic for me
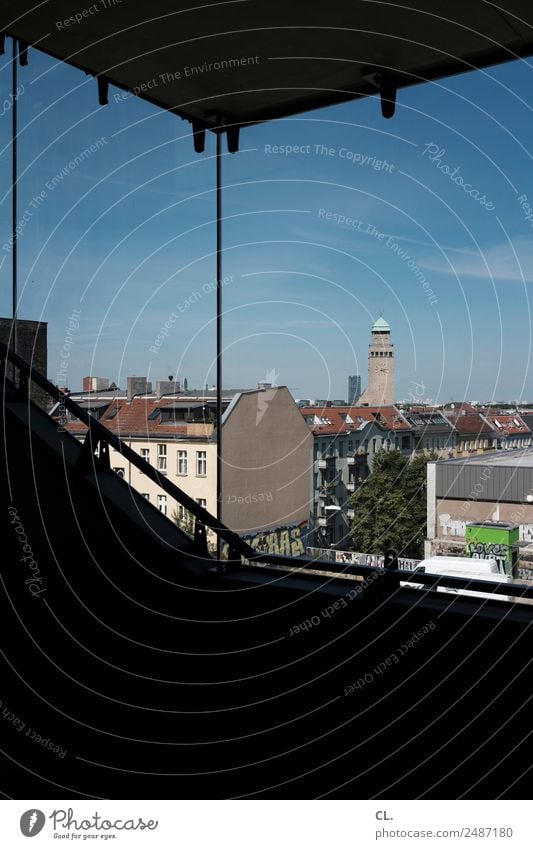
[216,130,223,561]
[11,37,18,377]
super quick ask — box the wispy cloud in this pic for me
[418,236,533,283]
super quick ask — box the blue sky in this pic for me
[0,48,532,402]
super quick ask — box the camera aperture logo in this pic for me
[20,809,45,837]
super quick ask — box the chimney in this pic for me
[127,376,149,401]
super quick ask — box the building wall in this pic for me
[221,387,313,535]
[453,435,496,457]
[100,387,313,545]
[0,317,48,409]
[108,439,217,520]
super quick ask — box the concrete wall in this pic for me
[221,386,313,535]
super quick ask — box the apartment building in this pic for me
[55,385,313,553]
[300,404,414,547]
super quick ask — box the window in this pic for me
[338,441,344,458]
[196,450,207,476]
[348,440,353,452]
[157,444,167,473]
[140,448,150,464]
[402,436,410,449]
[141,493,150,501]
[196,498,207,509]
[177,450,188,475]
[157,494,167,515]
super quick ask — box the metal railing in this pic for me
[3,341,533,605]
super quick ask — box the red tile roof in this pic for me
[484,414,531,435]
[300,405,411,435]
[57,397,199,438]
[445,412,494,435]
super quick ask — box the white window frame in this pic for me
[196,450,207,477]
[157,444,167,473]
[157,494,167,515]
[177,450,188,475]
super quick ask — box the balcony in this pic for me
[347,456,355,465]
[317,516,328,526]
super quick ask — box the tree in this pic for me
[400,451,438,557]
[349,449,437,559]
[172,505,195,537]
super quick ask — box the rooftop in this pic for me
[372,316,390,332]
[439,448,533,468]
[300,405,410,435]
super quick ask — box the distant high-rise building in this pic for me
[357,316,394,407]
[348,375,361,404]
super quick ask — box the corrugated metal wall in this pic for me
[436,462,533,503]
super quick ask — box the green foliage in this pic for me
[172,505,195,537]
[349,449,438,559]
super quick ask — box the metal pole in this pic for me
[216,129,223,561]
[12,37,18,377]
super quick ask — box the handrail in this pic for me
[3,340,533,603]
[0,341,256,560]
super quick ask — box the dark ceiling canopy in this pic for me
[1,1,532,148]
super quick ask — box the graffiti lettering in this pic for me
[222,521,307,560]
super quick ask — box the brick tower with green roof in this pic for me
[358,315,395,407]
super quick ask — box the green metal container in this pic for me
[465,522,519,577]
